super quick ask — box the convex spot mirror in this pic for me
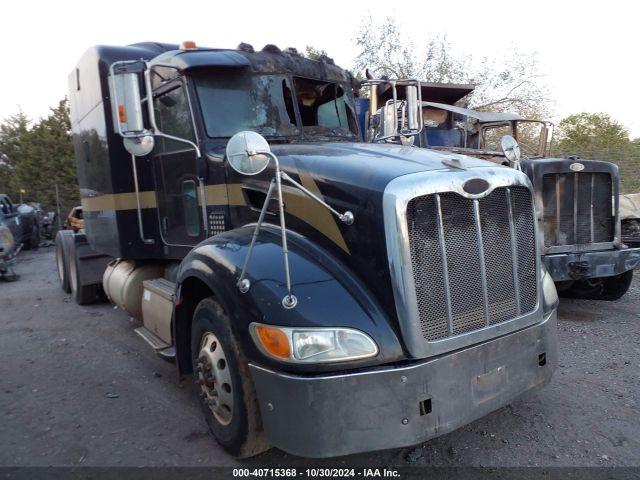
[124,135,154,157]
[226,131,271,176]
[500,135,521,165]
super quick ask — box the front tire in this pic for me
[560,270,634,301]
[190,297,269,458]
[24,224,40,250]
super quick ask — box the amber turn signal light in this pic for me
[255,325,291,359]
[118,104,126,123]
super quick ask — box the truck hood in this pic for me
[231,141,512,335]
[270,141,500,195]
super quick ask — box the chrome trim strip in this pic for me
[130,153,155,245]
[472,199,490,325]
[506,188,521,315]
[545,241,616,255]
[573,173,579,241]
[435,194,454,334]
[590,172,595,243]
[383,166,542,359]
[555,173,561,245]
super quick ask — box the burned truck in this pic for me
[0,194,41,280]
[359,79,640,300]
[60,41,558,458]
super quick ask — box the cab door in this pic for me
[152,79,205,247]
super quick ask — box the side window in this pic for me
[0,200,8,215]
[293,78,357,135]
[182,180,200,237]
[317,88,349,128]
[154,82,196,154]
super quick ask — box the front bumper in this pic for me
[249,311,557,458]
[543,247,640,282]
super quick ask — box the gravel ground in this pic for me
[0,247,639,467]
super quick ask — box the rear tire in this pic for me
[560,270,634,301]
[190,297,270,458]
[55,230,73,294]
[24,224,40,250]
[68,240,100,305]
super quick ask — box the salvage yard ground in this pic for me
[1,248,639,467]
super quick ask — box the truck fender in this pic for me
[173,224,404,376]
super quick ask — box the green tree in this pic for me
[0,111,30,196]
[353,15,553,119]
[2,99,78,213]
[554,112,640,193]
[303,46,329,60]
[556,112,630,152]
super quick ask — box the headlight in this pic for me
[249,323,379,364]
[541,264,559,314]
[0,226,15,257]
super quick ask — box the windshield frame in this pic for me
[188,70,359,141]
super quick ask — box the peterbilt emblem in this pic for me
[463,178,490,195]
[569,162,585,172]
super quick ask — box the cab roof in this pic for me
[137,42,356,85]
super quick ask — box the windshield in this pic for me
[194,72,358,139]
[194,73,299,138]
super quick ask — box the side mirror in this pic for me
[501,135,521,169]
[406,85,418,131]
[108,61,154,157]
[381,103,397,139]
[225,131,271,176]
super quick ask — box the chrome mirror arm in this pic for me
[270,152,297,309]
[279,171,354,225]
[234,147,354,310]
[235,152,297,309]
[237,178,276,293]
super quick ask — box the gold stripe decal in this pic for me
[81,178,349,254]
[82,191,157,212]
[283,171,350,254]
[82,185,244,212]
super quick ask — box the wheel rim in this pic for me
[196,332,234,425]
[55,241,65,282]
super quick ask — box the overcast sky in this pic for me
[2,0,639,136]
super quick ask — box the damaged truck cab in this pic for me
[359,78,640,301]
[63,42,558,458]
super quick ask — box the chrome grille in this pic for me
[542,172,613,247]
[406,187,537,342]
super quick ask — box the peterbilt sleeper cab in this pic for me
[62,41,558,458]
[359,78,640,301]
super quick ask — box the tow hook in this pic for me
[568,261,590,279]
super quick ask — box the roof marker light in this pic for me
[180,41,197,50]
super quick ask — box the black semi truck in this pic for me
[58,41,559,458]
[358,78,640,301]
